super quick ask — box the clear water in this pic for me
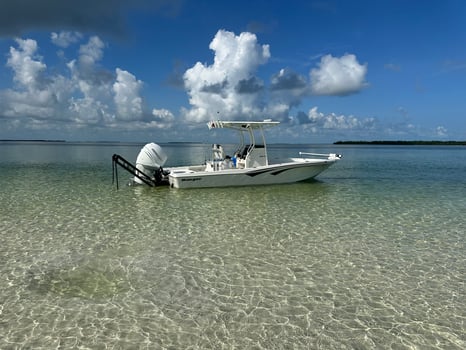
[1,142,465,349]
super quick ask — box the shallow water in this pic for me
[1,142,465,349]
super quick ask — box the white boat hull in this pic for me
[114,120,342,189]
[168,158,336,189]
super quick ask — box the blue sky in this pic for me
[0,0,465,143]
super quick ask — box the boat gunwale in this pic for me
[167,158,336,178]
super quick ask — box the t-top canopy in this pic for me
[207,120,280,131]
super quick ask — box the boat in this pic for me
[112,120,341,189]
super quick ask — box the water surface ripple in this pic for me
[1,143,465,349]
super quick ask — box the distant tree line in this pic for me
[0,139,66,143]
[334,140,466,145]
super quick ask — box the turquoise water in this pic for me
[1,142,465,349]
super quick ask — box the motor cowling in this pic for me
[134,143,167,184]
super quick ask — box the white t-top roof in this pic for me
[207,120,280,131]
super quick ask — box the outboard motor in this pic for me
[134,143,168,185]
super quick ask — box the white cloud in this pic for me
[266,102,290,118]
[0,35,170,133]
[300,106,376,130]
[51,31,83,48]
[113,68,143,120]
[3,31,418,142]
[0,35,164,129]
[182,32,370,124]
[151,108,175,128]
[0,32,377,140]
[183,29,270,122]
[3,38,72,122]
[78,36,105,67]
[66,36,114,125]
[310,54,368,96]
[436,126,447,137]
[7,38,46,88]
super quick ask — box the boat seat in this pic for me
[212,144,225,160]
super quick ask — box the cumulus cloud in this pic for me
[5,39,44,84]
[182,31,370,124]
[296,106,376,130]
[51,31,83,48]
[4,38,65,120]
[7,38,47,88]
[113,68,143,120]
[152,108,175,127]
[0,35,171,133]
[67,36,115,94]
[310,54,368,96]
[1,29,381,140]
[66,36,114,125]
[77,36,105,68]
[183,29,270,122]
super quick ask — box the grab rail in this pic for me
[299,152,342,159]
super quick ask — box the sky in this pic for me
[0,0,465,143]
